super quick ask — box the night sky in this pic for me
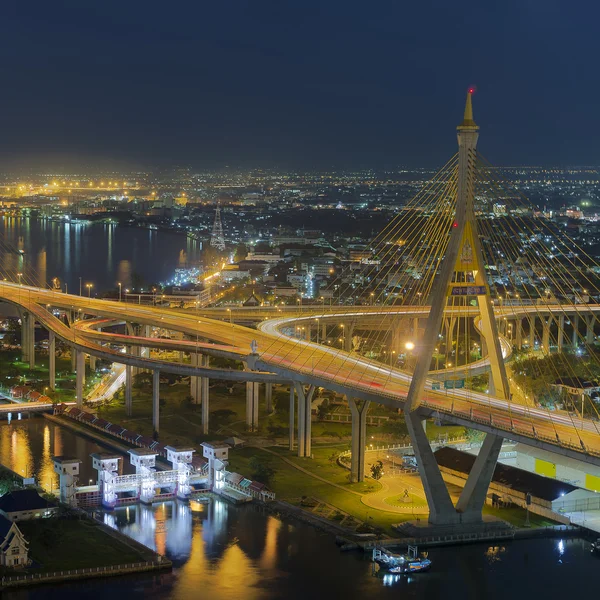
[1,1,597,170]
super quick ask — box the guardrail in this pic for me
[1,560,166,588]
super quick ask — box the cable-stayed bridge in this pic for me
[2,92,600,527]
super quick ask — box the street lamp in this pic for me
[79,277,82,296]
[17,273,22,285]
[118,282,122,302]
[86,283,93,298]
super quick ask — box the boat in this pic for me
[373,544,432,574]
[389,557,432,574]
[591,539,600,553]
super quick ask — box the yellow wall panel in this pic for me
[586,474,600,492]
[534,458,556,478]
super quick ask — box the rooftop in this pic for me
[0,489,55,513]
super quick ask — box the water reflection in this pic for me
[0,217,200,291]
[0,417,133,490]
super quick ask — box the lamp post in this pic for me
[17,273,22,285]
[118,282,122,302]
[79,277,82,296]
[86,283,93,298]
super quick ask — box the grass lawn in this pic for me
[18,518,152,573]
[227,446,420,535]
[483,505,557,528]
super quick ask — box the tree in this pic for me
[234,243,249,262]
[370,460,384,480]
[249,455,275,484]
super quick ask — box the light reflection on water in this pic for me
[0,217,201,291]
[0,419,599,600]
[0,417,133,490]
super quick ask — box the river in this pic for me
[0,217,201,292]
[1,417,599,600]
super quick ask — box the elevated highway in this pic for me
[2,282,600,471]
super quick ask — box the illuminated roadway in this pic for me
[3,282,600,467]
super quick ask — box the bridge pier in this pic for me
[48,331,56,390]
[21,312,35,368]
[529,316,536,348]
[89,354,96,371]
[246,380,259,432]
[190,353,201,404]
[294,382,315,458]
[348,397,370,482]
[265,382,273,414]
[201,356,210,435]
[71,346,77,373]
[320,322,327,341]
[289,385,295,451]
[515,318,522,350]
[454,433,503,522]
[558,315,565,353]
[406,411,459,524]
[572,314,579,348]
[412,317,419,340]
[75,350,85,408]
[343,322,354,352]
[542,317,550,353]
[586,315,595,344]
[125,364,133,416]
[152,369,160,436]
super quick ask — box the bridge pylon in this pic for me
[403,90,509,526]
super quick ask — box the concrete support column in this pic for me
[75,350,85,408]
[125,364,133,416]
[246,380,259,431]
[343,323,354,352]
[412,317,419,339]
[405,410,458,524]
[572,314,579,348]
[201,356,210,435]
[294,383,315,458]
[558,314,565,353]
[529,316,536,348]
[348,397,370,483]
[89,354,96,371]
[289,385,295,451]
[128,345,141,376]
[455,433,503,522]
[48,331,56,390]
[320,323,327,341]
[71,347,77,372]
[21,312,35,367]
[21,313,29,364]
[190,354,201,404]
[542,318,550,353]
[586,315,595,344]
[265,382,273,414]
[152,370,160,435]
[515,318,522,350]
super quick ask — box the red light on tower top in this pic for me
[468,87,475,94]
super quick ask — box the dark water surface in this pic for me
[1,419,600,600]
[0,217,201,292]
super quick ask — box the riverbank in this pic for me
[0,516,170,590]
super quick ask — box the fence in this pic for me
[338,436,468,461]
[1,561,166,588]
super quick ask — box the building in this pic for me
[0,489,58,522]
[0,515,29,568]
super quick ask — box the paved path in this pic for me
[360,471,429,514]
[258,447,365,496]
